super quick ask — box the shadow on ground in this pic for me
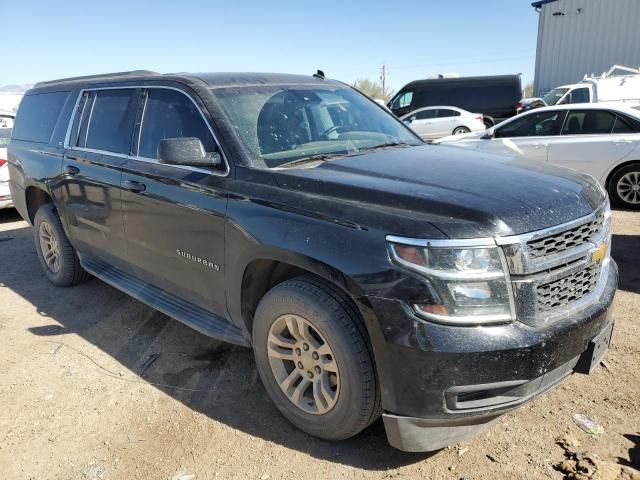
[0,209,434,470]
[611,234,640,295]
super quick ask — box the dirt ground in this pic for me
[0,207,638,480]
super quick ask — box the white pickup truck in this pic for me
[520,65,640,112]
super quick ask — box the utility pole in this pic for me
[380,63,388,99]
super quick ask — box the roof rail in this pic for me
[34,70,160,88]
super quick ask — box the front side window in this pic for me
[138,89,217,160]
[569,88,590,104]
[212,84,421,168]
[495,110,565,138]
[542,88,569,106]
[75,89,137,154]
[562,110,616,135]
[391,91,413,110]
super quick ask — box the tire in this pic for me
[608,163,640,210]
[453,126,471,135]
[253,276,381,441]
[33,203,90,286]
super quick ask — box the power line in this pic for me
[392,55,535,70]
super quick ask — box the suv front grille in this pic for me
[536,263,601,313]
[527,213,605,259]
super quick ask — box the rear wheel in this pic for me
[253,276,380,440]
[453,126,471,135]
[33,203,90,286]
[608,164,640,209]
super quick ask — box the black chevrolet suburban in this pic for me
[8,71,617,452]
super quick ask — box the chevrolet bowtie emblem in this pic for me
[591,242,607,264]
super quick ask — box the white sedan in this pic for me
[400,106,485,141]
[0,112,14,209]
[435,103,640,209]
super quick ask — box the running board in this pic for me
[82,258,250,346]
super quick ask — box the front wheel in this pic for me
[253,276,380,440]
[453,126,471,135]
[608,164,640,209]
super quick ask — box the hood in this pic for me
[274,145,604,239]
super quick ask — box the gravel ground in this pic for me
[0,207,638,480]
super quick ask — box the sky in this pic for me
[3,0,540,93]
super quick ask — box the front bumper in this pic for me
[365,260,618,451]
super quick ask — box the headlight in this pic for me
[387,238,515,326]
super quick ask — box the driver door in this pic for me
[121,87,229,318]
[478,109,567,162]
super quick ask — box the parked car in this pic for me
[400,106,484,141]
[0,112,15,209]
[9,71,617,452]
[436,103,640,209]
[519,65,640,113]
[388,75,522,128]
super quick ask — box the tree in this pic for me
[523,81,534,98]
[353,78,393,102]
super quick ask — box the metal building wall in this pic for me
[533,0,640,96]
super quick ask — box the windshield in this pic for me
[0,128,11,147]
[211,84,421,168]
[542,88,569,106]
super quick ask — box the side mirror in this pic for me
[481,129,495,140]
[157,137,222,167]
[404,116,416,124]
[558,93,571,105]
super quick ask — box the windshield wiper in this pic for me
[351,141,414,155]
[276,153,346,169]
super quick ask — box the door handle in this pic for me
[64,165,80,175]
[124,180,146,193]
[612,139,633,145]
[533,143,549,148]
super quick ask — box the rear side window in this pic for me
[437,109,460,118]
[12,91,69,143]
[75,89,138,154]
[562,110,616,135]
[138,89,217,160]
[612,115,637,133]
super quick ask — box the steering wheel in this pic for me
[321,125,343,138]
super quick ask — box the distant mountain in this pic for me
[0,84,32,93]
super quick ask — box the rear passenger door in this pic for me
[61,88,140,269]
[547,109,638,181]
[434,109,460,137]
[121,87,229,317]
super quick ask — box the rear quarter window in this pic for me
[12,91,69,143]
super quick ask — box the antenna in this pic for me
[313,70,325,79]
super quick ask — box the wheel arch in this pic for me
[604,159,640,190]
[239,251,367,339]
[25,186,52,224]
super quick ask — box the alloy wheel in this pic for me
[38,221,62,273]
[617,171,640,205]
[267,314,339,415]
